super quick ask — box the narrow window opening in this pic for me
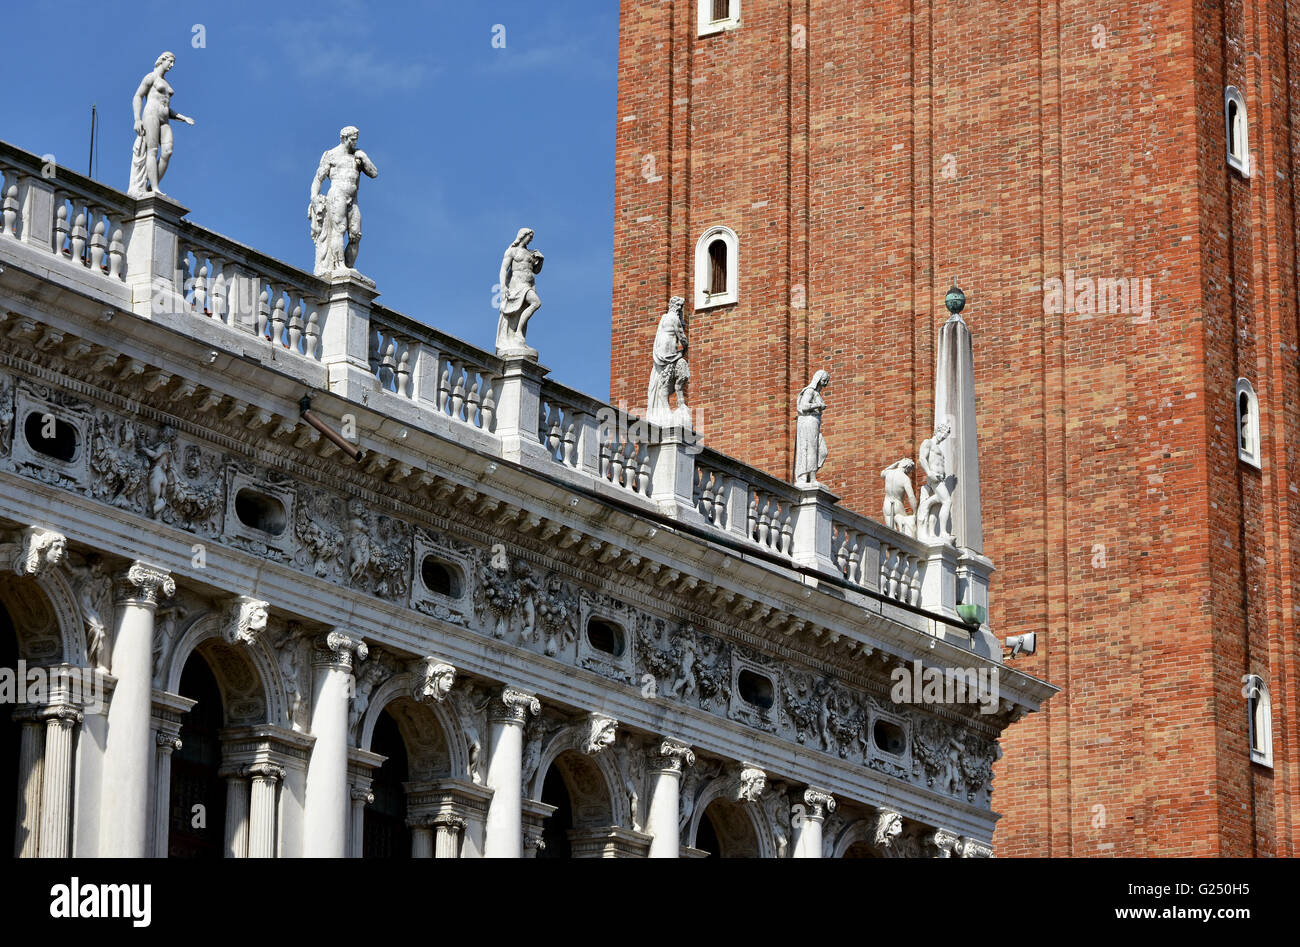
[234,488,287,536]
[24,412,78,463]
[873,719,907,756]
[711,0,730,22]
[737,670,774,709]
[421,557,461,597]
[586,618,625,657]
[708,239,728,294]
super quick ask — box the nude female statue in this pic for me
[129,52,195,198]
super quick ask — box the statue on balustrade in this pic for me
[128,52,196,199]
[917,420,956,544]
[881,459,918,537]
[645,296,691,428]
[309,126,379,277]
[496,228,544,359]
[794,370,831,484]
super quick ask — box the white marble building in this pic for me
[0,137,1053,858]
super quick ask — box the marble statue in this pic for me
[794,370,830,484]
[918,420,956,543]
[645,296,690,428]
[881,459,918,537]
[129,52,196,199]
[496,228,544,358]
[310,127,379,277]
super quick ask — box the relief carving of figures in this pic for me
[761,785,792,859]
[275,628,310,732]
[65,553,111,669]
[90,414,145,510]
[6,527,67,577]
[309,126,378,277]
[736,765,767,803]
[917,420,956,544]
[223,596,268,646]
[139,425,176,518]
[780,668,820,746]
[913,717,969,798]
[450,684,492,784]
[294,491,346,579]
[516,565,539,643]
[0,373,13,454]
[162,443,223,533]
[151,603,190,687]
[344,502,411,600]
[666,625,699,701]
[873,809,905,850]
[794,370,830,484]
[472,548,520,639]
[128,51,195,198]
[678,758,722,836]
[584,714,618,755]
[881,459,918,538]
[349,647,395,740]
[496,228,544,359]
[615,738,647,832]
[535,576,578,657]
[958,736,1001,804]
[634,617,678,692]
[694,636,732,711]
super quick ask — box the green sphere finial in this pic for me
[945,281,966,315]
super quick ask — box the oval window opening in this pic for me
[234,488,287,536]
[586,618,625,657]
[24,412,78,462]
[421,557,461,597]
[737,670,774,709]
[873,719,907,756]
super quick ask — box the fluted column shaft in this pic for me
[101,563,174,857]
[646,740,695,858]
[434,817,465,859]
[349,787,373,858]
[411,822,434,858]
[13,710,43,857]
[247,763,283,858]
[223,774,250,858]
[483,687,539,858]
[303,631,366,857]
[792,787,836,858]
[37,706,82,858]
[151,730,182,857]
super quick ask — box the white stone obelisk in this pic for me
[933,285,983,553]
[303,631,366,857]
[792,787,835,858]
[101,562,174,857]
[646,740,695,858]
[483,687,539,858]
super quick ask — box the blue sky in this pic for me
[4,0,620,399]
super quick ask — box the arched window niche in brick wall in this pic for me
[699,0,741,37]
[695,225,739,310]
[1236,377,1261,469]
[1225,86,1251,177]
[1244,674,1273,767]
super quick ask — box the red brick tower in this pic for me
[610,0,1298,856]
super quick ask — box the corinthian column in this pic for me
[483,687,539,858]
[433,815,466,859]
[12,708,44,857]
[646,740,695,858]
[222,769,250,858]
[303,631,367,857]
[792,787,836,858]
[247,763,284,857]
[101,563,174,857]
[348,787,373,858]
[37,705,82,858]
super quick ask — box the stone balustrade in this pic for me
[0,137,984,656]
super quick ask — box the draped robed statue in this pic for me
[794,370,830,484]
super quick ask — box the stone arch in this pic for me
[0,568,83,665]
[163,610,282,727]
[830,818,886,858]
[687,776,773,858]
[529,723,627,829]
[358,673,468,782]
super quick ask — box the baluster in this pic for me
[547,415,563,458]
[599,437,611,479]
[257,287,271,339]
[208,258,227,321]
[637,443,651,493]
[563,421,577,466]
[54,201,68,255]
[467,373,482,424]
[450,365,466,419]
[748,491,759,542]
[289,304,304,351]
[305,308,321,359]
[538,402,550,446]
[89,215,107,272]
[70,210,87,264]
[480,377,496,431]
[396,344,411,396]
[757,496,772,547]
[379,339,396,387]
[108,226,125,280]
[438,361,451,412]
[890,550,903,600]
[197,263,212,312]
[271,294,287,343]
[610,440,626,486]
[3,183,20,237]
[848,535,862,584]
[909,557,922,605]
[835,528,849,577]
[698,472,714,521]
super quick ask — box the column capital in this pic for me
[648,739,696,775]
[313,630,369,670]
[928,828,961,858]
[40,704,84,729]
[114,561,176,607]
[802,786,837,820]
[432,813,468,831]
[350,787,375,806]
[155,731,182,753]
[247,762,286,784]
[490,686,540,725]
[954,836,993,859]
